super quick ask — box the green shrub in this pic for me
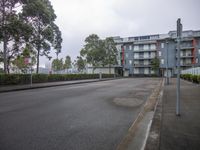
[0,73,117,85]
[181,74,200,84]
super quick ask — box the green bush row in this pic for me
[0,74,117,85]
[180,74,200,84]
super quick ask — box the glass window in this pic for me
[150,44,156,49]
[129,45,132,50]
[143,45,149,50]
[129,60,132,65]
[161,43,164,48]
[134,45,139,51]
[161,59,164,64]
[159,51,161,57]
[134,53,139,58]
[125,53,129,58]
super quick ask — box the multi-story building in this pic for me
[113,30,200,76]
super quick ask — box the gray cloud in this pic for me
[41,0,200,66]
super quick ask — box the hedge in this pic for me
[180,74,200,84]
[0,74,117,85]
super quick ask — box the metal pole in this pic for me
[30,65,32,87]
[176,18,182,116]
[166,41,169,85]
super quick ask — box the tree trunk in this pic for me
[36,49,40,74]
[109,64,111,74]
[2,0,7,74]
[3,38,7,74]
[36,22,41,74]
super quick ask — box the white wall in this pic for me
[87,67,115,74]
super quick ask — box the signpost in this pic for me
[176,18,182,116]
[166,40,169,85]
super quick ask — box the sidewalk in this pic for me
[160,79,200,150]
[0,78,115,93]
[145,78,200,150]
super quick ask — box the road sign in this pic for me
[24,57,31,65]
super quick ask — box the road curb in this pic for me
[116,78,164,150]
[144,79,164,150]
[0,78,119,93]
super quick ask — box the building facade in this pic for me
[113,30,200,76]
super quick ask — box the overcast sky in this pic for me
[41,0,200,67]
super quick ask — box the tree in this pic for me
[76,56,85,72]
[22,0,62,73]
[63,55,71,72]
[80,34,118,74]
[12,45,36,73]
[103,37,118,74]
[0,51,3,63]
[151,57,160,75]
[0,0,33,73]
[80,34,105,73]
[51,58,63,72]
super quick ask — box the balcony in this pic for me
[133,49,157,52]
[134,64,152,68]
[134,56,155,60]
[180,46,194,50]
[180,63,193,66]
[176,53,193,58]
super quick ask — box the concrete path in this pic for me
[145,78,200,150]
[159,79,200,150]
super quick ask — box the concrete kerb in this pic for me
[0,78,121,93]
[144,79,164,150]
[116,78,164,150]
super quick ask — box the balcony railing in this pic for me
[180,63,193,66]
[133,49,157,52]
[134,64,152,67]
[134,56,155,59]
[176,53,193,58]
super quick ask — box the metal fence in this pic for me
[181,67,200,75]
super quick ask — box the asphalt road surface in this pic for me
[0,78,160,150]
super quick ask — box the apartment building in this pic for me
[113,30,200,76]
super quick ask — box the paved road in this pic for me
[0,78,160,150]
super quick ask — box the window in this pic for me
[150,44,156,50]
[199,49,200,54]
[144,52,149,58]
[134,60,139,65]
[151,52,155,58]
[144,68,149,74]
[161,43,164,48]
[158,51,161,57]
[161,59,164,64]
[129,45,132,50]
[129,60,132,65]
[134,53,139,58]
[143,45,149,50]
[134,45,139,51]
[134,68,139,74]
[125,53,129,58]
